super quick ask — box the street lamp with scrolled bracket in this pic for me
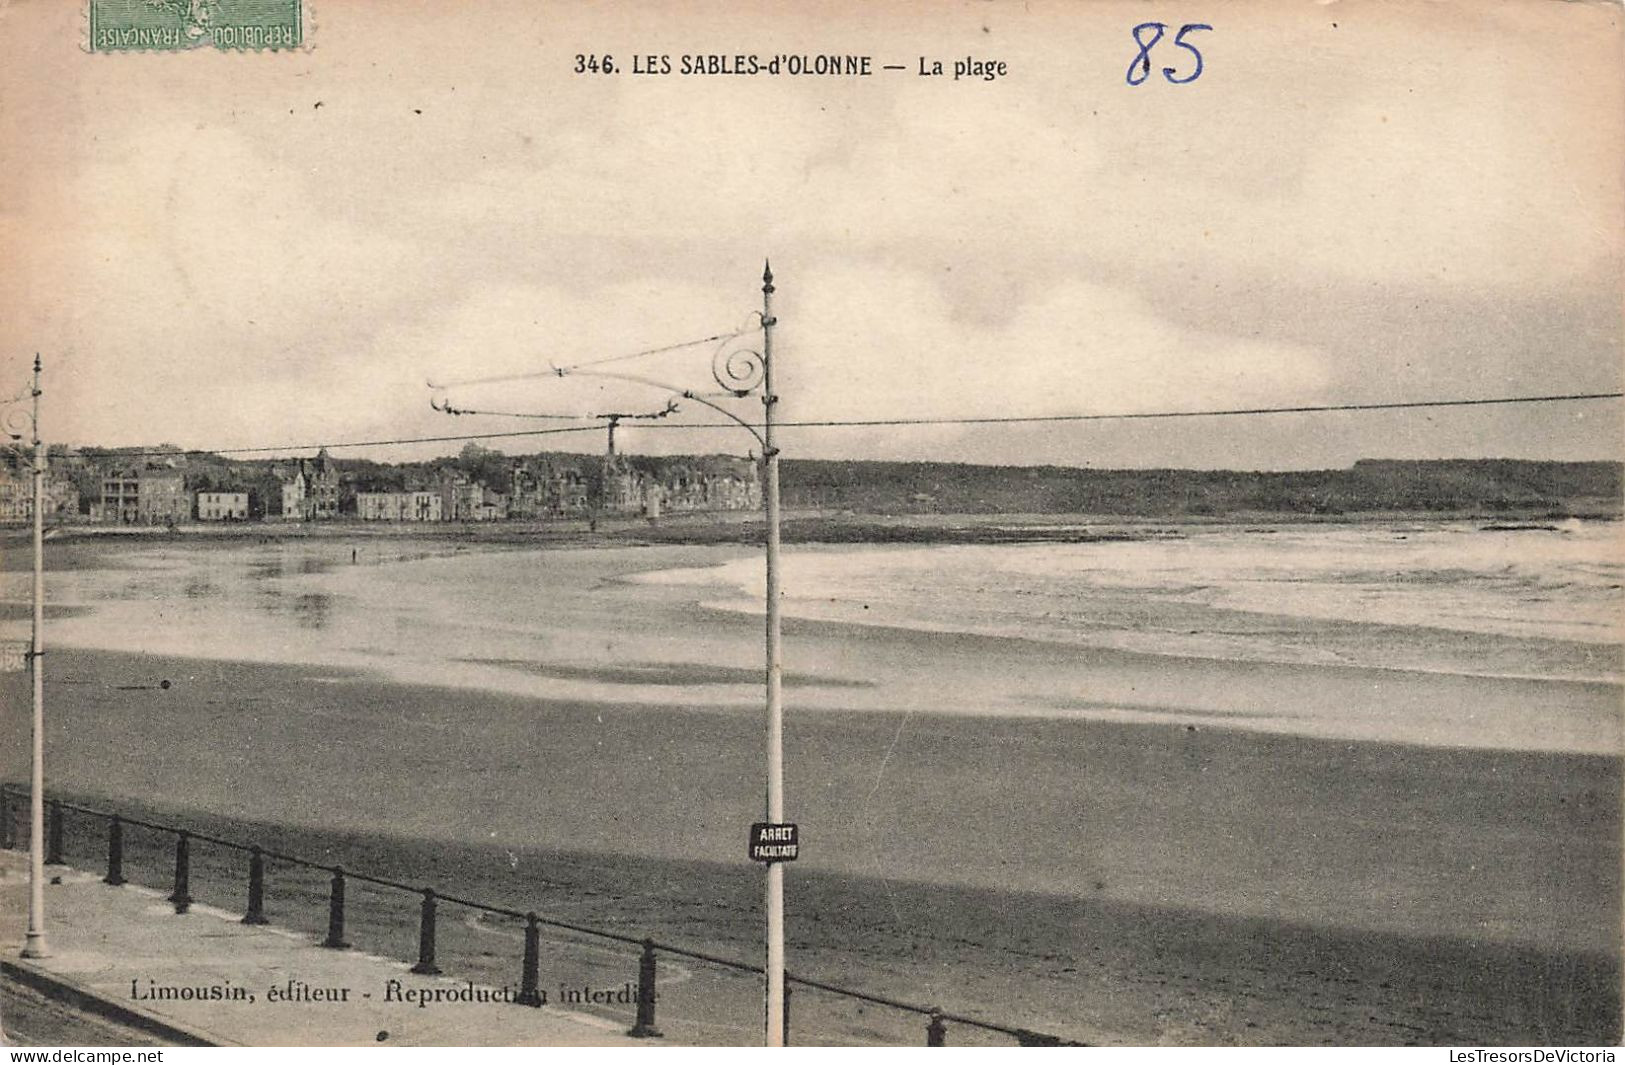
[429,265,787,1046]
[1,356,48,959]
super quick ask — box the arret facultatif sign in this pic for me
[749,822,799,863]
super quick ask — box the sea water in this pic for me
[15,520,1624,754]
[638,520,1624,678]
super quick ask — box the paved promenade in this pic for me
[0,851,643,1047]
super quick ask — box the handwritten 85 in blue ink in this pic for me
[1126,23,1212,85]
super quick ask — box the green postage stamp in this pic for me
[88,0,303,52]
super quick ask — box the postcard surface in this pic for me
[0,0,1619,1050]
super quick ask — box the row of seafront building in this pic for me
[0,447,761,525]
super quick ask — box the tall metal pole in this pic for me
[761,262,785,1046]
[22,355,46,959]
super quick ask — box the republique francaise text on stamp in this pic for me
[87,0,302,53]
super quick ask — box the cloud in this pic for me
[777,265,1331,423]
[29,121,429,445]
[0,0,1616,466]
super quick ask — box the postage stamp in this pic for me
[87,0,303,53]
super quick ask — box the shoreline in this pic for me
[691,594,1625,691]
[14,507,1621,551]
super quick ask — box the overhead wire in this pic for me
[74,423,607,462]
[426,389,1625,430]
[425,325,761,390]
[53,389,1623,461]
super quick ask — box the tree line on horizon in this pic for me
[777,457,1623,517]
[33,447,1624,519]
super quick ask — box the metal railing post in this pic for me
[168,832,192,914]
[45,800,62,865]
[243,847,267,925]
[927,1010,947,1047]
[105,816,126,885]
[2,788,15,850]
[517,912,541,1007]
[627,939,662,1038]
[322,867,349,948]
[410,888,441,975]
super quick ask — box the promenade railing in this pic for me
[0,786,1081,1047]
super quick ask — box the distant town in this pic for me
[0,446,1617,526]
[0,445,759,526]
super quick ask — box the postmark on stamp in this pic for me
[87,0,303,53]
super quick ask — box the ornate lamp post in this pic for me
[758,265,786,1046]
[431,264,787,1044]
[4,356,49,958]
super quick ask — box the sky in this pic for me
[1,0,1621,469]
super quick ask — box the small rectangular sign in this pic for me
[749,822,799,863]
[0,643,29,674]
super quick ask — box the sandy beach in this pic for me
[0,532,1618,1044]
[3,643,1617,1045]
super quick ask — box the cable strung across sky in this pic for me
[429,390,1625,429]
[82,389,1623,460]
[425,325,763,390]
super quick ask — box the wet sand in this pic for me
[31,537,1622,756]
[3,646,1617,1045]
